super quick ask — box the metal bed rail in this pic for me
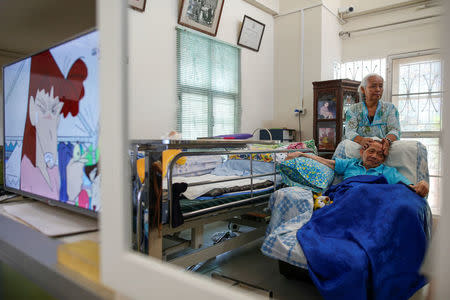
[130,140,315,252]
[166,148,314,229]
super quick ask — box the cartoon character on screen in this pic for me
[66,143,89,206]
[20,50,87,199]
[85,163,100,211]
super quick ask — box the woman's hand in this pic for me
[381,138,391,156]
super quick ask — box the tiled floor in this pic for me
[178,221,322,299]
[194,238,323,300]
[181,221,429,300]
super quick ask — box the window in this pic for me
[334,58,386,81]
[177,28,241,140]
[334,58,386,135]
[388,50,442,214]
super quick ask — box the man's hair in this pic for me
[357,73,384,102]
[371,140,383,146]
[363,140,385,159]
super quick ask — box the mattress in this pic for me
[180,185,277,215]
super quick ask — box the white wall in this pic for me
[279,0,321,12]
[274,2,340,140]
[341,0,418,12]
[340,1,441,61]
[274,7,321,140]
[273,12,302,133]
[341,21,440,61]
[128,0,275,139]
[321,6,342,80]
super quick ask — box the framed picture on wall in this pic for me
[129,0,147,12]
[178,0,225,37]
[237,15,265,52]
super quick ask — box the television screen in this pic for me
[2,30,100,215]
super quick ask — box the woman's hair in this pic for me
[357,73,384,102]
[22,50,87,166]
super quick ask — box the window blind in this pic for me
[176,28,241,140]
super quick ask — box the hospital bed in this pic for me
[261,139,432,281]
[130,139,315,267]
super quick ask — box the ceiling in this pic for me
[0,0,96,56]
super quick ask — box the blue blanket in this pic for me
[297,175,431,300]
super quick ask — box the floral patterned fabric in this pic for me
[228,140,318,163]
[228,153,275,163]
[276,157,334,193]
[345,100,401,141]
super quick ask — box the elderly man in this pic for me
[287,140,429,197]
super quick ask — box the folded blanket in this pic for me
[203,180,274,197]
[297,175,431,300]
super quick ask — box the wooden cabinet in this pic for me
[313,79,360,154]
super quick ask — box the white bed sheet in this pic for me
[163,174,275,200]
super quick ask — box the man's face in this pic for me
[360,142,385,169]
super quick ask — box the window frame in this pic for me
[386,49,441,116]
[386,49,442,213]
[176,28,241,139]
[386,49,442,140]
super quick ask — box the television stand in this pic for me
[1,198,98,237]
[0,193,18,202]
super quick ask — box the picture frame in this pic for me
[317,98,337,120]
[128,0,147,12]
[318,126,336,150]
[178,0,225,37]
[237,15,265,52]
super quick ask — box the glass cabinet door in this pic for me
[317,93,337,120]
[317,122,336,151]
[342,90,358,137]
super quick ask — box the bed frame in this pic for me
[130,139,312,268]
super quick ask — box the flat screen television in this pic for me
[2,30,99,217]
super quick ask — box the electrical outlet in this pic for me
[295,108,306,115]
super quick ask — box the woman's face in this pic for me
[362,76,383,102]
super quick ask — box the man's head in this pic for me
[360,141,386,169]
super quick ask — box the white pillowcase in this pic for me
[343,139,418,184]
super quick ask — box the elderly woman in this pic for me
[345,73,401,155]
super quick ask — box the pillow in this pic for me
[160,150,223,178]
[276,157,334,192]
[338,139,428,184]
[284,139,318,154]
[211,159,274,176]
